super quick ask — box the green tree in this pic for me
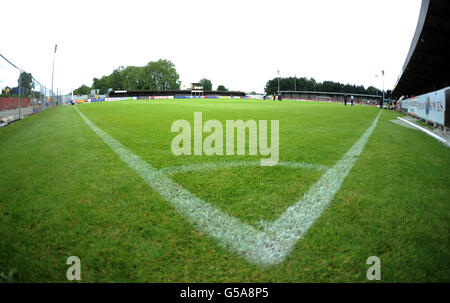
[110,66,125,90]
[265,76,383,96]
[217,85,228,92]
[122,66,144,90]
[142,59,181,91]
[264,78,279,95]
[386,89,392,99]
[73,84,91,95]
[366,86,378,95]
[18,71,34,96]
[199,78,212,91]
[92,76,111,94]
[83,59,181,94]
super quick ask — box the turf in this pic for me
[0,99,448,282]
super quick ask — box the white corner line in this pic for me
[397,116,447,144]
[74,106,381,266]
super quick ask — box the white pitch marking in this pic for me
[397,116,448,145]
[74,106,381,266]
[265,111,381,250]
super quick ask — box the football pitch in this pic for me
[0,99,449,282]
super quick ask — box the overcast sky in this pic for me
[1,0,422,94]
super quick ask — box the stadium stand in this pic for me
[279,91,381,105]
[107,83,245,98]
[392,0,450,98]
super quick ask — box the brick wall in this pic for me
[0,97,31,110]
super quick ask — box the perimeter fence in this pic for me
[0,53,62,125]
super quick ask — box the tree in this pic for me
[18,71,34,96]
[122,66,144,90]
[110,66,125,90]
[81,59,181,94]
[92,76,111,94]
[385,90,392,99]
[73,84,91,95]
[217,85,228,92]
[141,59,181,91]
[199,78,212,91]
[264,76,384,96]
[366,86,378,95]
[264,78,281,95]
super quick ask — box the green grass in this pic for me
[0,99,448,282]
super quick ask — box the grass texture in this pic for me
[0,99,448,282]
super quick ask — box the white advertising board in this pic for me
[405,87,448,125]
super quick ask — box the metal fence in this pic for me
[0,53,62,126]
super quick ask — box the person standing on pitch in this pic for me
[344,94,347,106]
[351,95,354,106]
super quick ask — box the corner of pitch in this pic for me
[170,112,279,166]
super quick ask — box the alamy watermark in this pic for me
[66,256,81,280]
[366,256,381,280]
[170,112,279,166]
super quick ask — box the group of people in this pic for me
[344,95,354,106]
[263,94,282,101]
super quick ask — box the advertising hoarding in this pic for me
[404,87,448,126]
